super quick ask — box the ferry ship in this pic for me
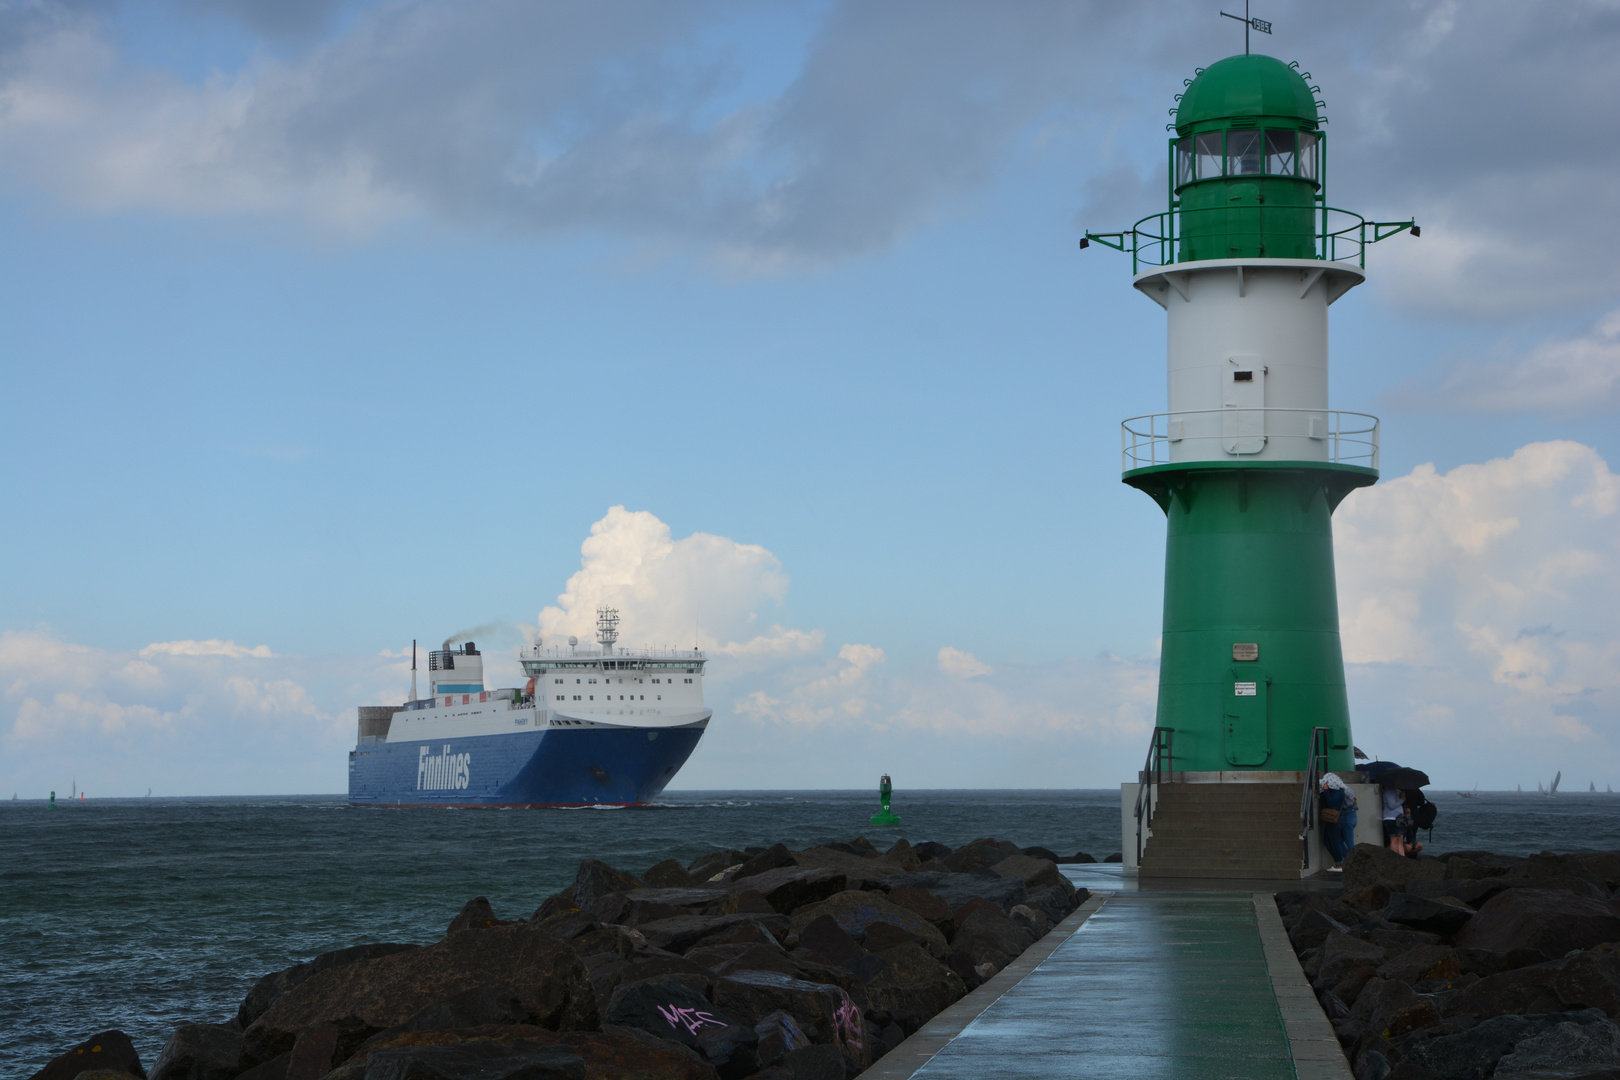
[348,608,710,806]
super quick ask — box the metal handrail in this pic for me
[1133,726,1175,866]
[1084,205,1416,274]
[1299,725,1332,871]
[1120,408,1379,472]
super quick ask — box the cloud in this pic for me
[1387,309,1620,416]
[1336,441,1620,782]
[1,0,1617,306]
[536,505,800,661]
[938,646,992,679]
[140,639,276,659]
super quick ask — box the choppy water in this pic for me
[3,789,1617,1077]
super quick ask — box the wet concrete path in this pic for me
[870,866,1346,1080]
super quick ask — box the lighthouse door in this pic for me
[1224,667,1270,766]
[1223,355,1266,454]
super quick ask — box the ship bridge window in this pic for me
[588,678,596,684]
[1226,130,1262,175]
[554,678,563,684]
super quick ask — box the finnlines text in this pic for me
[418,745,471,790]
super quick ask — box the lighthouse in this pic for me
[1086,52,1414,877]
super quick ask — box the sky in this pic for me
[2,0,1617,797]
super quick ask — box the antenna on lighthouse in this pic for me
[596,607,619,656]
[1220,1,1271,53]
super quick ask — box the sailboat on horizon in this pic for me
[1538,771,1562,796]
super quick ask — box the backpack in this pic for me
[1413,800,1438,831]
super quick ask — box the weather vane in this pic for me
[1220,0,1272,54]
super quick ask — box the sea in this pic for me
[3,788,1618,1077]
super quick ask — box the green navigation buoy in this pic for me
[49,790,56,808]
[870,774,900,826]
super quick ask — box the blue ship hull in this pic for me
[347,723,705,807]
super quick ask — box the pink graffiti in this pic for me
[657,1004,729,1037]
[833,998,863,1051]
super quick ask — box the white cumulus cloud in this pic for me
[938,646,993,679]
[1336,441,1620,783]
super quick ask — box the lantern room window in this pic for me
[1194,132,1223,180]
[1298,132,1319,181]
[1264,130,1296,176]
[1226,130,1262,175]
[1176,137,1195,186]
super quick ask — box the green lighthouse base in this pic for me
[1124,460,1374,775]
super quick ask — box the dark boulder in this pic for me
[1385,894,1476,937]
[789,891,948,958]
[1331,966,1381,1008]
[694,1024,760,1080]
[878,871,1028,915]
[1456,890,1620,958]
[1401,1009,1612,1079]
[233,1052,290,1080]
[1344,883,1396,914]
[1008,905,1049,941]
[1443,944,1620,1020]
[940,842,1007,874]
[644,860,698,889]
[1376,946,1460,988]
[735,844,797,880]
[863,922,923,952]
[840,954,889,983]
[1103,853,1123,863]
[688,850,748,883]
[399,986,532,1031]
[605,976,744,1048]
[445,897,507,934]
[717,891,777,917]
[885,886,953,938]
[596,956,715,1004]
[533,886,578,921]
[753,1010,812,1068]
[242,923,596,1068]
[1057,851,1097,864]
[284,1023,350,1080]
[238,942,420,1028]
[361,1040,586,1080]
[29,1030,146,1080]
[865,943,967,1021]
[148,1023,242,1080]
[712,971,867,1070]
[1024,884,1082,930]
[637,914,789,955]
[691,918,785,952]
[572,860,645,909]
[1348,978,1443,1041]
[1455,948,1552,979]
[1344,845,1447,892]
[990,854,1072,900]
[1292,909,1354,952]
[796,915,864,966]
[912,842,952,861]
[1315,933,1392,989]
[952,906,1032,972]
[728,867,846,915]
[1019,846,1061,862]
[693,944,801,978]
[1495,1015,1620,1074]
[779,1044,844,1080]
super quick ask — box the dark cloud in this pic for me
[2,0,1618,306]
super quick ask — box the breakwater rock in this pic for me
[31,836,1086,1080]
[1278,843,1620,1080]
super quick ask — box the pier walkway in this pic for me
[862,865,1348,1080]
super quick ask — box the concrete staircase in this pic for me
[1138,782,1305,879]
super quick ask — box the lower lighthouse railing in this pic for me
[1134,726,1175,867]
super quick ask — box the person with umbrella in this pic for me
[1377,766,1431,856]
[1319,773,1358,872]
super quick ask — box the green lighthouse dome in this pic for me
[1170,54,1324,262]
[1175,54,1319,134]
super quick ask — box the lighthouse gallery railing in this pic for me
[1085,205,1416,274]
[1121,408,1378,472]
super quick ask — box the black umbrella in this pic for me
[1378,766,1431,789]
[1353,746,1368,761]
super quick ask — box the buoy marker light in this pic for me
[870,774,901,826]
